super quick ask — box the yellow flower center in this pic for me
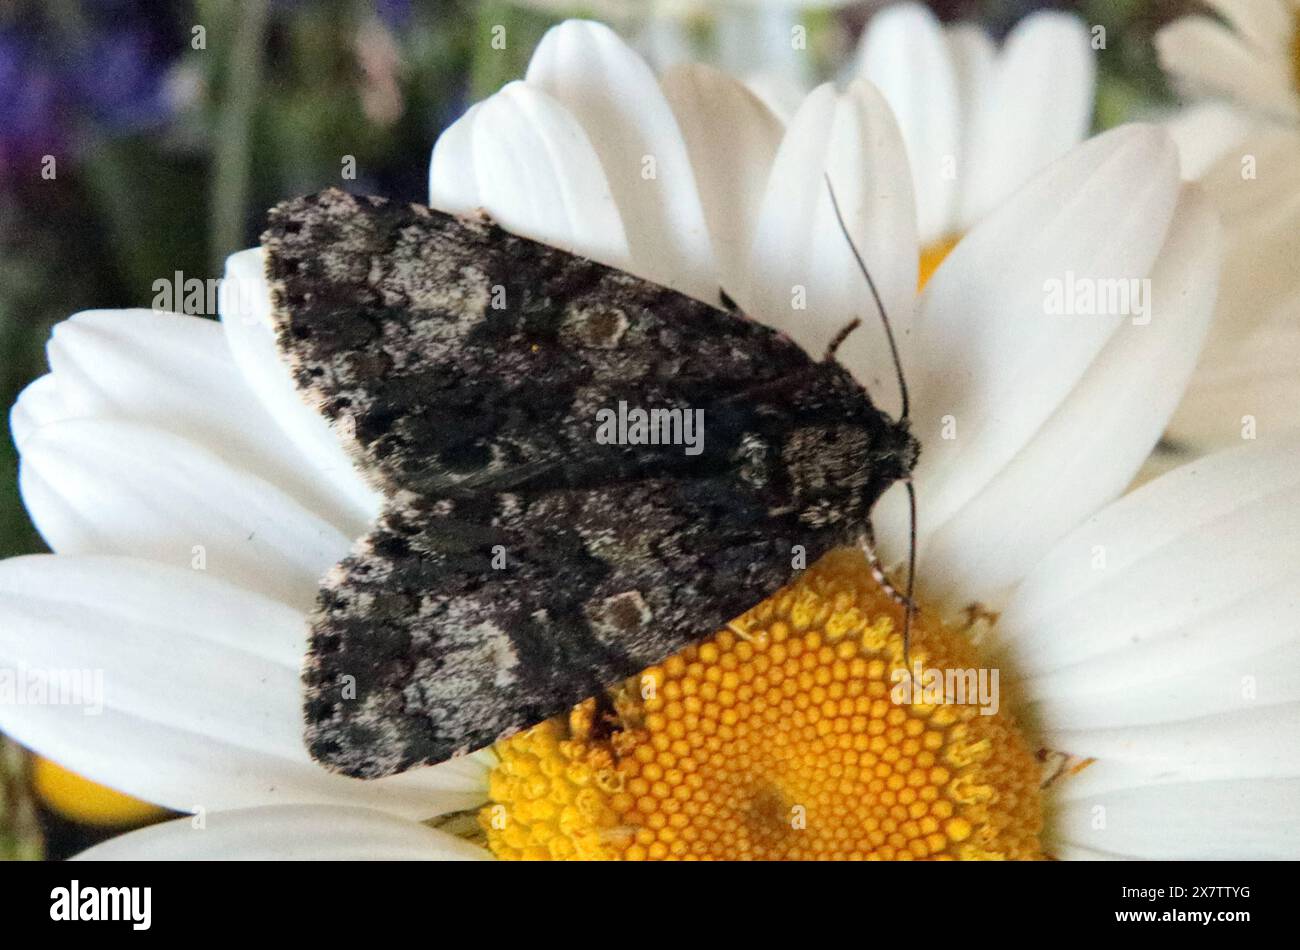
[919,236,960,291]
[481,550,1042,860]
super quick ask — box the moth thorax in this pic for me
[781,424,872,513]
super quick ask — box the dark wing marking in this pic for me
[301,480,843,777]
[264,189,818,497]
[263,189,916,777]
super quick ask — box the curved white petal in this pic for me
[75,805,490,860]
[1164,101,1254,179]
[743,71,804,123]
[856,3,961,245]
[1201,0,1293,54]
[1046,706,1300,787]
[874,125,1181,588]
[219,249,379,535]
[908,184,1218,610]
[661,63,783,304]
[1169,315,1300,451]
[525,19,717,300]
[431,82,630,269]
[997,436,1300,711]
[9,374,69,450]
[739,79,919,418]
[0,555,492,819]
[958,12,1095,230]
[35,309,366,534]
[429,99,483,209]
[1048,776,1300,859]
[946,23,996,135]
[18,419,350,610]
[1195,130,1300,357]
[1156,17,1299,121]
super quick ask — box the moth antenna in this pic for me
[825,174,919,665]
[822,173,910,422]
[903,479,917,666]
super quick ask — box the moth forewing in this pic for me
[263,188,918,777]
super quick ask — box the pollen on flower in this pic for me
[481,549,1042,860]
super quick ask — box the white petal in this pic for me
[431,83,631,269]
[856,3,961,245]
[997,436,1300,695]
[743,71,804,124]
[219,249,380,534]
[429,99,483,209]
[1046,706,1300,786]
[1164,101,1254,179]
[75,805,490,860]
[1049,777,1300,859]
[946,23,996,134]
[525,19,717,300]
[874,125,1181,587]
[908,184,1218,610]
[1201,0,1293,53]
[38,309,366,534]
[0,555,491,818]
[661,63,783,304]
[1194,130,1300,359]
[958,12,1095,230]
[9,374,69,450]
[1169,315,1300,451]
[1156,17,1299,121]
[18,419,350,610]
[739,79,919,417]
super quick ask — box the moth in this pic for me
[262,186,919,779]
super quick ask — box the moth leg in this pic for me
[856,530,914,610]
[824,318,862,362]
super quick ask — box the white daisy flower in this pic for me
[8,19,1291,861]
[1160,112,1300,456]
[854,2,1096,254]
[1156,0,1300,124]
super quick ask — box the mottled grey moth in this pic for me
[262,187,918,778]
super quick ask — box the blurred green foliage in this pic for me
[1,736,42,860]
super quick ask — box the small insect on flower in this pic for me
[262,186,918,778]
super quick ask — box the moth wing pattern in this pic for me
[301,480,836,777]
[263,188,917,778]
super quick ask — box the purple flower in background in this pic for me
[0,29,65,173]
[0,5,181,183]
[67,26,175,132]
[376,0,412,29]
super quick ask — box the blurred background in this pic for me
[0,0,1197,859]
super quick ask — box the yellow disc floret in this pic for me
[482,549,1042,860]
